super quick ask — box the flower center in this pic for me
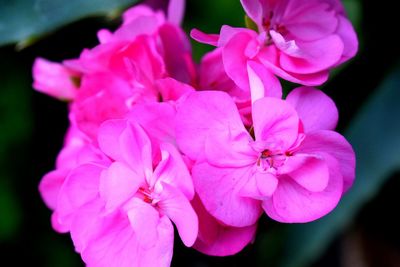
[256,149,290,173]
[138,187,155,204]
[262,11,288,45]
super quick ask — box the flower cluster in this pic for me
[34,0,357,266]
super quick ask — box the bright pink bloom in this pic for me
[53,120,197,267]
[192,0,358,89]
[176,88,355,225]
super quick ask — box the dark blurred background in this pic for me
[1,0,399,266]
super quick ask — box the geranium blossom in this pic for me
[192,0,358,90]
[53,120,198,267]
[176,87,355,225]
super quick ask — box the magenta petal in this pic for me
[222,31,257,89]
[190,28,219,46]
[282,154,330,192]
[263,155,343,223]
[99,162,144,212]
[283,2,338,41]
[57,163,105,225]
[167,0,185,25]
[158,25,195,84]
[176,91,245,161]
[252,97,300,149]
[286,87,338,131]
[152,142,194,199]
[192,162,262,227]
[205,128,256,168]
[125,198,160,249]
[32,58,77,100]
[255,172,279,197]
[247,61,282,103]
[298,130,356,192]
[39,169,68,210]
[127,102,177,146]
[279,35,344,74]
[336,15,358,63]
[81,210,174,267]
[119,122,153,180]
[258,48,329,86]
[191,195,257,256]
[158,182,198,247]
[98,119,127,161]
[240,0,263,25]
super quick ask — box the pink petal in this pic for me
[155,77,194,102]
[82,210,174,267]
[192,162,262,227]
[127,102,178,147]
[125,198,160,249]
[279,35,344,74]
[190,28,219,46]
[281,154,330,192]
[240,0,263,25]
[286,87,338,131]
[99,162,144,212]
[257,48,329,86]
[39,169,68,210]
[335,15,358,64]
[247,60,282,104]
[152,142,194,199]
[298,130,355,192]
[175,91,245,161]
[57,163,105,225]
[240,172,278,199]
[158,24,196,84]
[263,154,343,223]
[70,199,105,252]
[204,128,256,168]
[283,2,338,41]
[98,119,127,161]
[119,122,153,180]
[222,31,258,89]
[158,182,198,247]
[252,97,300,150]
[191,195,257,256]
[167,0,185,25]
[32,58,78,100]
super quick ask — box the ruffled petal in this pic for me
[286,87,338,131]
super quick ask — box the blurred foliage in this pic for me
[0,55,32,241]
[0,0,138,48]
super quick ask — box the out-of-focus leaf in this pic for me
[0,57,32,241]
[262,63,400,267]
[0,0,138,47]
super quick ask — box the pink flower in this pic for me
[175,87,355,225]
[192,0,358,89]
[53,120,197,267]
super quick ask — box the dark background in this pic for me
[1,0,399,266]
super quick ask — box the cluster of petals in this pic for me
[34,0,357,266]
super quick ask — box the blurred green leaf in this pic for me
[0,56,32,241]
[261,63,400,267]
[0,0,138,47]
